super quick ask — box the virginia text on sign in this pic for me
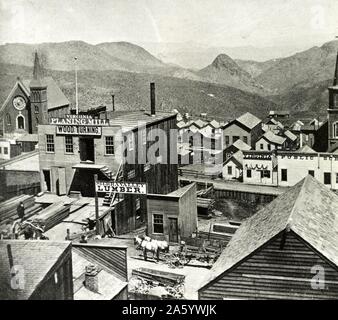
[95,181,147,194]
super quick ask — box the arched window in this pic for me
[17,115,25,130]
[333,122,338,138]
[6,113,11,125]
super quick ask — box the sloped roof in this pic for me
[193,119,207,128]
[297,145,316,153]
[22,77,69,110]
[284,130,297,141]
[236,112,261,130]
[232,139,251,151]
[199,175,338,290]
[224,150,244,168]
[209,120,221,129]
[177,120,192,129]
[261,130,286,145]
[0,240,71,300]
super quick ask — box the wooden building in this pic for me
[255,130,286,151]
[147,183,197,243]
[199,175,338,299]
[38,84,178,235]
[223,112,262,149]
[328,51,338,152]
[0,52,70,136]
[72,242,128,300]
[0,240,73,300]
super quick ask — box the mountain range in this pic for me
[0,39,337,118]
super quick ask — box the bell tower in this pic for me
[29,51,48,133]
[328,51,338,150]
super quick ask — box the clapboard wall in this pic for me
[199,231,338,299]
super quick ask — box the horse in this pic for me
[134,235,169,261]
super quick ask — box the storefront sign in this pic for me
[243,153,272,160]
[56,125,101,136]
[95,181,147,194]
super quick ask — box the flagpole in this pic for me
[74,57,78,114]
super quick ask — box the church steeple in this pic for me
[30,51,46,88]
[333,51,338,86]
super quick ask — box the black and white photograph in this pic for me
[0,0,338,305]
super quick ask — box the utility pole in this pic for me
[74,57,79,114]
[94,174,100,235]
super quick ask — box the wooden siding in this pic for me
[199,231,338,299]
[73,244,128,281]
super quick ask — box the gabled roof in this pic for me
[261,130,286,145]
[231,139,251,151]
[224,151,244,168]
[284,130,297,142]
[0,240,71,300]
[199,175,338,290]
[236,112,262,130]
[0,79,30,114]
[209,120,221,129]
[297,145,316,153]
[193,119,207,128]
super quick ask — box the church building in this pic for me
[328,51,338,153]
[0,52,70,136]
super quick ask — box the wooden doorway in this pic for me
[168,218,178,243]
[79,137,95,162]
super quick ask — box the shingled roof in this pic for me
[236,112,261,130]
[0,240,71,300]
[199,175,338,290]
[261,130,286,145]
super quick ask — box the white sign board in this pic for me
[95,181,147,194]
[56,125,102,136]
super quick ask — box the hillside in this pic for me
[255,40,338,94]
[0,63,277,120]
[235,59,281,78]
[197,54,265,94]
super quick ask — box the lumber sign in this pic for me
[95,181,147,194]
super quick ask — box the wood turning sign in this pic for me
[95,181,147,194]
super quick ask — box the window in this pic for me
[336,173,338,184]
[260,143,264,150]
[4,147,8,155]
[267,144,271,151]
[105,136,114,155]
[35,105,39,114]
[65,136,74,153]
[233,136,239,143]
[281,169,287,182]
[153,214,164,234]
[308,170,314,177]
[243,136,248,144]
[0,147,2,154]
[261,170,270,179]
[247,169,252,178]
[228,166,232,175]
[324,172,331,185]
[225,135,230,145]
[333,122,338,138]
[17,115,25,129]
[128,135,134,151]
[46,134,55,153]
[6,114,11,125]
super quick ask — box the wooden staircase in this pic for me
[102,162,124,207]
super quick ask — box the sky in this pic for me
[0,0,337,47]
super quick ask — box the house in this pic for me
[268,110,290,118]
[0,52,70,136]
[223,112,262,149]
[0,138,21,160]
[72,242,128,300]
[222,151,244,181]
[262,117,284,133]
[255,131,286,151]
[199,175,338,299]
[283,130,298,150]
[147,183,197,243]
[242,150,278,186]
[0,240,73,300]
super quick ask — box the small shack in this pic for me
[147,183,197,243]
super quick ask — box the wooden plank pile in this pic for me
[132,267,185,286]
[0,195,36,223]
[31,202,70,231]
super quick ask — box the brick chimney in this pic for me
[84,264,99,293]
[150,82,156,116]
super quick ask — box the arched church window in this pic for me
[17,115,25,130]
[6,113,11,125]
[35,105,39,114]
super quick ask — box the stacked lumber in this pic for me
[0,195,35,222]
[32,202,70,231]
[132,267,185,286]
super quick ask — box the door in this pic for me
[168,218,178,243]
[79,137,95,162]
[58,167,67,195]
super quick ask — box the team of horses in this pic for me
[134,235,169,262]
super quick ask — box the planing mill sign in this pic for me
[49,114,109,136]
